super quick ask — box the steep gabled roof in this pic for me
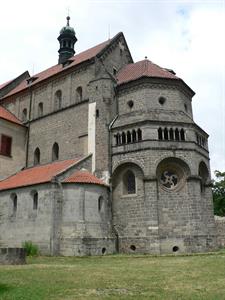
[64,170,106,186]
[117,59,179,85]
[1,32,127,99]
[0,80,12,90]
[0,158,81,191]
[0,106,23,126]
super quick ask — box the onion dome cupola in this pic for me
[58,16,77,64]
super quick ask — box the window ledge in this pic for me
[121,193,137,198]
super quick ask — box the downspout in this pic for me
[25,82,33,167]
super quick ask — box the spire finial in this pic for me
[66,15,70,26]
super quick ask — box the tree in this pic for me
[212,170,225,216]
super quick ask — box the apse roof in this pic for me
[64,170,106,186]
[116,59,179,85]
[0,158,106,191]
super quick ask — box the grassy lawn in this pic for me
[1,253,225,300]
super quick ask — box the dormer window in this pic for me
[27,76,38,85]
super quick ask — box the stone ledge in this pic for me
[0,248,26,265]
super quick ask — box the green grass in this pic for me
[1,252,225,300]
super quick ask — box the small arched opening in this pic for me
[137,128,142,141]
[132,130,137,142]
[34,147,40,166]
[76,86,83,102]
[10,193,17,215]
[198,161,209,193]
[158,128,163,140]
[52,142,59,162]
[22,108,28,122]
[54,90,62,110]
[127,131,131,144]
[38,102,43,118]
[123,170,136,195]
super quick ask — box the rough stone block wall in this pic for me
[117,84,193,119]
[0,184,54,254]
[112,143,216,253]
[0,248,26,265]
[28,103,89,166]
[215,216,225,248]
[60,184,114,256]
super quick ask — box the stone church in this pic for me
[0,17,218,255]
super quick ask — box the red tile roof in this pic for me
[117,59,179,85]
[64,170,106,186]
[2,39,112,99]
[0,158,81,191]
[0,80,12,90]
[0,106,23,126]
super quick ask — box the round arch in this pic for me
[156,157,191,191]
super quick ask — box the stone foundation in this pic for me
[215,216,225,248]
[0,248,26,265]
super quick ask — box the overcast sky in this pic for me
[0,0,224,175]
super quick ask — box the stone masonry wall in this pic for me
[28,102,89,166]
[215,216,225,248]
[0,184,54,254]
[117,83,193,120]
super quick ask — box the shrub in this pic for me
[22,241,39,256]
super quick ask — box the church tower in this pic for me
[58,16,77,64]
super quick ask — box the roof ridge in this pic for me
[1,33,122,100]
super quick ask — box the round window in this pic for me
[158,163,184,191]
[160,170,178,189]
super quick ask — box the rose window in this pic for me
[160,171,178,189]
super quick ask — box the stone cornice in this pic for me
[116,77,195,99]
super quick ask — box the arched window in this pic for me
[127,131,131,143]
[180,129,185,141]
[158,128,163,140]
[33,191,38,210]
[11,193,17,215]
[137,128,142,141]
[52,142,59,161]
[22,108,27,122]
[169,128,174,140]
[117,133,121,145]
[34,147,40,166]
[123,170,136,195]
[98,196,104,212]
[121,132,126,144]
[164,128,168,140]
[54,90,62,110]
[175,128,180,141]
[199,161,209,193]
[76,86,83,102]
[38,102,43,117]
[132,130,137,142]
[114,134,119,145]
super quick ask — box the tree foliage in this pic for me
[212,170,225,216]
